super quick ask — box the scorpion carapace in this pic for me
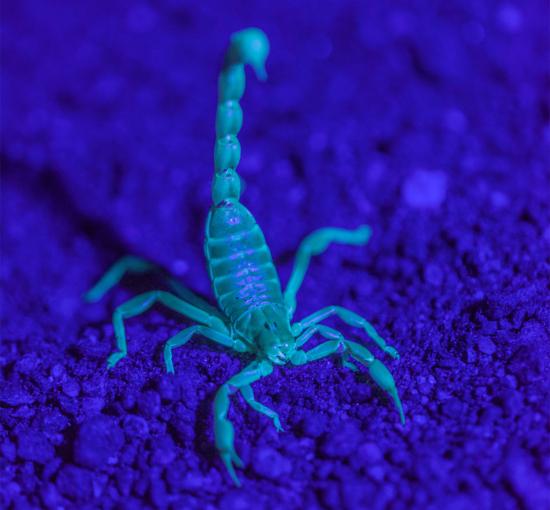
[86,27,405,486]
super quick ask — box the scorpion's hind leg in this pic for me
[284,225,372,319]
[107,290,229,369]
[85,256,155,302]
[163,325,247,374]
[85,255,223,320]
[213,361,274,486]
[299,325,405,424]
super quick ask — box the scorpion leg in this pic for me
[284,225,372,318]
[107,290,228,369]
[292,305,400,360]
[297,325,405,424]
[240,385,284,432]
[295,324,358,371]
[214,360,274,486]
[85,256,155,302]
[163,325,247,374]
[85,255,224,321]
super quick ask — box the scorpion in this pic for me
[86,27,405,486]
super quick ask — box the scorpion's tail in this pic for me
[211,28,270,206]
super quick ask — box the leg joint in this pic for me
[336,340,347,353]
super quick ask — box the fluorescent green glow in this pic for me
[86,28,404,487]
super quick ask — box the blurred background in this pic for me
[1,1,549,509]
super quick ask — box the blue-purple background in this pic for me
[1,1,549,509]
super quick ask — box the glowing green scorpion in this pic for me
[86,28,404,486]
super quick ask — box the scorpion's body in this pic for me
[204,29,296,364]
[206,200,288,344]
[86,28,405,486]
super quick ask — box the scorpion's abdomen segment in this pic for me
[205,200,283,324]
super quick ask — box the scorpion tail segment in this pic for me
[213,28,269,205]
[368,359,406,425]
[225,28,270,83]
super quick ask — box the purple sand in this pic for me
[1,1,549,509]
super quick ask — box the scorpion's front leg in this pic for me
[292,305,400,360]
[163,326,248,374]
[214,360,274,486]
[295,324,359,372]
[107,290,228,369]
[293,325,405,424]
